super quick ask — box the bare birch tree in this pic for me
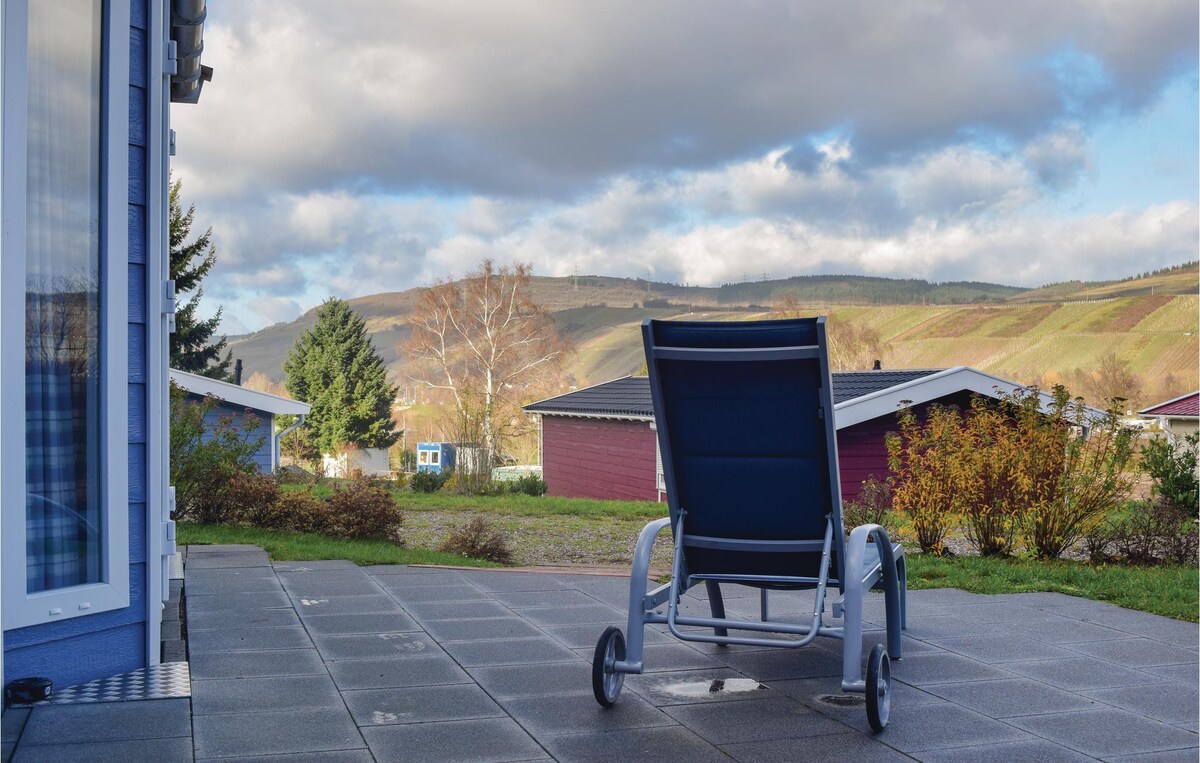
[404,260,566,467]
[772,294,889,370]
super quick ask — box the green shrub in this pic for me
[169,382,266,523]
[439,516,514,564]
[509,475,548,497]
[222,472,281,526]
[886,404,969,555]
[1141,432,1199,519]
[328,480,404,540]
[411,470,446,493]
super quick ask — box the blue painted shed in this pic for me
[416,442,456,474]
[1,0,213,693]
[170,369,312,473]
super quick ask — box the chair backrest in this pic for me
[643,317,846,587]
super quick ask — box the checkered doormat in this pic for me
[31,661,191,705]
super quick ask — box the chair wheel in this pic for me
[866,644,891,732]
[592,626,626,707]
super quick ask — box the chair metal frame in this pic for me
[593,317,908,731]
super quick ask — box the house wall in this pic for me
[542,417,658,501]
[4,0,152,688]
[196,395,275,473]
[1165,418,1199,440]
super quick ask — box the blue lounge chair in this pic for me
[592,317,907,732]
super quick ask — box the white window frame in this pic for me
[1,0,131,630]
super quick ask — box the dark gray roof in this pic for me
[524,370,942,418]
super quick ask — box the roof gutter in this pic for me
[171,0,212,104]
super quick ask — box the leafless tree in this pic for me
[404,260,567,465]
[772,293,888,370]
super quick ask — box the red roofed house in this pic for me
[1139,392,1200,442]
[524,368,1064,504]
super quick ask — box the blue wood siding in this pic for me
[194,395,275,473]
[4,0,153,688]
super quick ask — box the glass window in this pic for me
[430,451,440,465]
[418,450,429,464]
[24,0,105,593]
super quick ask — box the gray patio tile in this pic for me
[987,591,1096,609]
[193,707,364,759]
[520,604,625,626]
[1065,637,1199,667]
[1020,617,1133,644]
[185,576,284,595]
[905,588,992,605]
[293,593,404,615]
[342,684,504,726]
[629,669,775,706]
[922,677,1100,718]
[1009,708,1200,758]
[385,583,493,604]
[300,612,421,635]
[913,738,1095,762]
[498,690,675,736]
[361,718,547,763]
[327,654,470,690]
[186,591,292,611]
[371,570,470,586]
[933,602,1066,625]
[422,616,545,642]
[721,732,911,763]
[312,632,444,660]
[19,699,190,745]
[467,661,591,698]
[190,648,327,679]
[662,696,844,744]
[2,707,30,740]
[273,559,361,571]
[12,737,192,763]
[1107,749,1200,763]
[902,615,1009,639]
[773,675,941,724]
[279,576,384,598]
[186,607,302,631]
[362,563,451,575]
[1140,662,1200,684]
[457,571,570,592]
[189,625,313,653]
[717,646,843,681]
[539,725,728,763]
[925,634,1077,664]
[191,675,343,716]
[1057,603,1197,641]
[441,636,580,667]
[1084,681,1200,723]
[540,622,672,649]
[185,555,270,570]
[889,652,1013,686]
[1005,656,1160,691]
[628,642,727,673]
[488,589,607,609]
[182,566,277,580]
[400,599,513,620]
[816,631,947,660]
[859,702,1027,752]
[198,752,374,763]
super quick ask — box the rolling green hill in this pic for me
[228,265,1198,403]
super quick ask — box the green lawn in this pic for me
[905,553,1197,622]
[177,522,500,567]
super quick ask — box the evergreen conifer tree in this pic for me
[170,178,232,379]
[284,298,400,457]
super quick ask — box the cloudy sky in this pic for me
[171,1,1199,334]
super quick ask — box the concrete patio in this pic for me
[5,544,1197,761]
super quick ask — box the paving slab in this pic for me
[189,625,314,653]
[862,701,1028,752]
[1083,681,1200,723]
[384,583,492,603]
[327,654,470,690]
[18,699,190,745]
[457,571,570,593]
[912,738,1095,762]
[342,684,505,726]
[273,559,362,571]
[191,675,344,716]
[467,661,593,699]
[399,599,514,620]
[442,636,580,667]
[193,707,365,759]
[498,690,675,736]
[538,725,728,763]
[1009,708,1200,758]
[360,717,548,763]
[721,732,912,763]
[300,611,421,635]
[889,652,1014,686]
[199,752,374,763]
[311,631,444,660]
[422,615,546,642]
[921,677,1101,718]
[186,607,302,631]
[11,736,193,763]
[1004,656,1161,691]
[661,695,845,744]
[189,648,327,679]
[292,594,405,616]
[186,591,292,611]
[1064,637,1200,667]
